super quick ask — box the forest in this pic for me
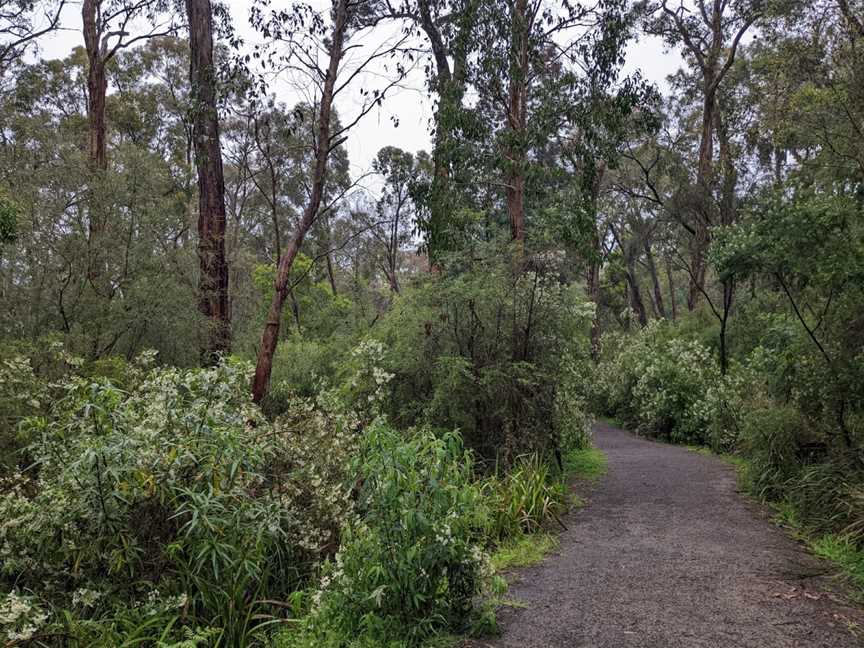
[0,0,863,646]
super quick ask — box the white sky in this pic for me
[37,0,683,180]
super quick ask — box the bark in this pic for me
[251,0,348,403]
[625,250,648,328]
[82,0,109,283]
[505,0,530,245]
[665,256,678,320]
[644,242,666,319]
[187,0,231,360]
[82,0,107,171]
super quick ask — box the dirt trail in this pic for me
[482,422,864,647]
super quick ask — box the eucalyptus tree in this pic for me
[186,0,230,360]
[360,0,480,262]
[248,0,410,403]
[642,0,762,309]
[81,0,178,170]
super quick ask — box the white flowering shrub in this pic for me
[630,337,720,443]
[0,591,48,644]
[283,424,491,647]
[0,359,369,645]
[335,339,395,420]
[700,364,768,453]
[593,322,721,444]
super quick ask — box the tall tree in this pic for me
[81,0,173,170]
[186,0,230,359]
[645,0,760,309]
[251,0,351,403]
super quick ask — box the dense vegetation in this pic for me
[1,0,863,645]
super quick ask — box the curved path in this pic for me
[483,422,864,647]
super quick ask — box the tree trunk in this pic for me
[665,256,677,320]
[586,230,602,361]
[625,250,648,328]
[715,100,737,375]
[644,242,666,319]
[85,61,107,170]
[82,0,107,171]
[82,0,108,284]
[505,0,528,245]
[251,0,348,403]
[687,87,714,311]
[586,162,606,362]
[187,0,231,361]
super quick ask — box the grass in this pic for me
[811,535,864,593]
[490,533,558,572]
[769,493,864,601]
[564,446,608,481]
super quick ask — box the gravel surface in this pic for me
[478,422,864,648]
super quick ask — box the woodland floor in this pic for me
[474,422,864,648]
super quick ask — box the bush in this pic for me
[0,360,363,645]
[371,244,594,465]
[593,321,720,444]
[283,424,490,647]
[739,403,811,500]
[701,365,765,453]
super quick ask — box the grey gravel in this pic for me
[477,422,864,648]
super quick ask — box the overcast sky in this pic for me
[38,0,683,181]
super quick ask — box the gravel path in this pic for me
[481,422,864,647]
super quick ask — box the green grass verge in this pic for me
[772,501,864,601]
[564,446,608,481]
[811,535,864,595]
[490,533,558,572]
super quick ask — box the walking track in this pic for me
[481,422,864,647]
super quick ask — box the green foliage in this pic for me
[810,535,864,595]
[0,359,365,645]
[481,454,567,541]
[593,321,720,444]
[739,403,812,500]
[372,243,594,464]
[0,190,18,243]
[281,425,490,648]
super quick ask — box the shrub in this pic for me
[739,403,810,500]
[787,462,864,545]
[481,454,567,541]
[701,364,765,453]
[283,424,490,647]
[0,360,364,644]
[371,243,594,466]
[593,321,720,444]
